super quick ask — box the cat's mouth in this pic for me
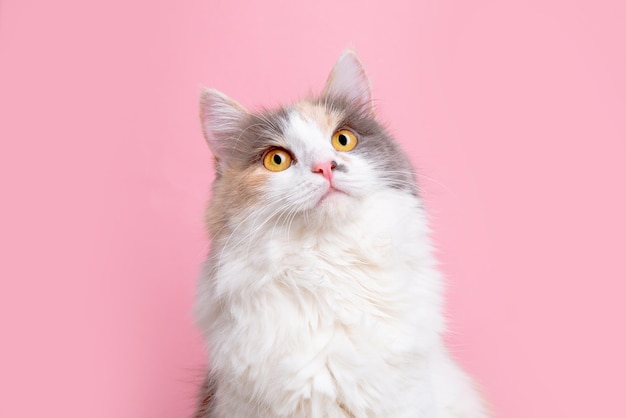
[317,184,347,204]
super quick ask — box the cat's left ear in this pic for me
[322,50,373,112]
[199,88,249,168]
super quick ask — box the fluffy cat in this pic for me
[194,50,490,418]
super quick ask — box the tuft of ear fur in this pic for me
[322,50,373,112]
[199,88,248,164]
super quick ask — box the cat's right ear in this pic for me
[322,50,373,113]
[199,88,248,168]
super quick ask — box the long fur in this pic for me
[194,51,490,417]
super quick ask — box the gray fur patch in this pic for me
[314,95,418,195]
[211,94,419,204]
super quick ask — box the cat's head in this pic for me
[200,50,416,232]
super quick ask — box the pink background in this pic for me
[1,0,625,417]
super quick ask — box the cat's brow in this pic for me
[235,110,291,165]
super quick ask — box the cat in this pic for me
[194,50,490,418]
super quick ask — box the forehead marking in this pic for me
[293,101,343,135]
[286,110,327,151]
[284,109,339,164]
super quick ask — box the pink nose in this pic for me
[312,160,337,182]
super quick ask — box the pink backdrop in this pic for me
[1,1,625,417]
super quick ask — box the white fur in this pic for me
[195,109,489,417]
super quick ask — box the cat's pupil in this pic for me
[273,154,282,165]
[339,134,348,146]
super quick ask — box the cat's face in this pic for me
[200,51,416,232]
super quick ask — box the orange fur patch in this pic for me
[294,100,344,134]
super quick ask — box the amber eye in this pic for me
[331,129,358,152]
[263,148,292,172]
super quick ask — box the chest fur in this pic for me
[199,192,444,416]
